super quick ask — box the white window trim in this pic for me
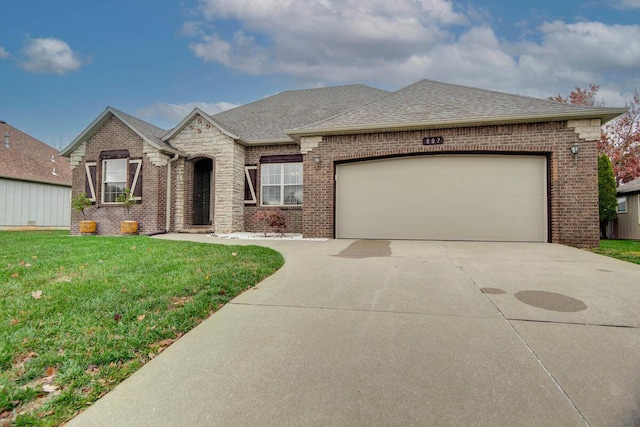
[260,163,303,207]
[101,158,128,204]
[617,196,628,214]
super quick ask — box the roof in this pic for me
[617,177,640,195]
[0,121,72,186]
[163,108,239,142]
[61,107,183,157]
[287,79,628,137]
[210,84,390,144]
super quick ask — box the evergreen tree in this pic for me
[598,154,618,239]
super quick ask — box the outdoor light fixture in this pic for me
[570,144,580,155]
[313,154,322,164]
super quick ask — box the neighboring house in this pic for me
[615,177,640,240]
[0,121,72,229]
[60,79,626,247]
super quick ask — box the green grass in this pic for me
[0,231,284,426]
[592,239,640,265]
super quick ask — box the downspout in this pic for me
[166,153,180,232]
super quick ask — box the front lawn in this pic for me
[592,239,640,265]
[0,231,284,426]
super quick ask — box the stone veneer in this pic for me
[301,121,600,248]
[69,116,169,235]
[168,114,245,233]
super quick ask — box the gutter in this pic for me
[285,109,628,141]
[166,153,180,232]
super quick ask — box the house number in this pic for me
[422,137,444,145]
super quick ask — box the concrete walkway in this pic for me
[69,237,640,426]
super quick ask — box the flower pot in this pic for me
[120,220,139,234]
[79,220,97,234]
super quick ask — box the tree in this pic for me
[548,84,603,107]
[598,155,618,239]
[599,90,640,185]
[550,84,640,185]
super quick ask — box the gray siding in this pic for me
[0,178,71,227]
[616,194,640,240]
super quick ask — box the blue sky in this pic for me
[1,0,639,149]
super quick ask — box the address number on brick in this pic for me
[422,137,444,145]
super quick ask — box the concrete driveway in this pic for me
[69,237,640,427]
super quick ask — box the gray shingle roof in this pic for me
[288,79,627,135]
[61,107,182,157]
[0,121,72,186]
[617,177,640,194]
[211,85,389,143]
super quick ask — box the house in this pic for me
[60,79,626,247]
[0,121,72,229]
[615,177,640,240]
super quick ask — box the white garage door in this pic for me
[336,155,547,242]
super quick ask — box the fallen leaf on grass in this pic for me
[137,314,146,321]
[9,319,19,326]
[232,252,237,257]
[31,290,43,299]
[24,263,32,268]
[45,367,56,377]
[130,246,136,250]
[42,384,58,393]
[170,296,193,308]
[85,365,100,375]
[113,313,123,322]
[32,256,37,260]
[11,272,19,278]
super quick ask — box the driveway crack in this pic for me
[437,242,591,427]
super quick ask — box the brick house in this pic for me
[61,79,625,246]
[1,121,72,229]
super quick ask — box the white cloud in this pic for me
[137,101,239,125]
[190,0,465,76]
[20,38,87,75]
[187,0,640,107]
[614,0,640,9]
[0,47,9,59]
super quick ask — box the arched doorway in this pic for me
[192,158,214,226]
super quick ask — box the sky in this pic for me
[1,0,639,149]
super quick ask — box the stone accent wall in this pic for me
[70,116,168,235]
[244,144,303,233]
[169,114,245,233]
[302,122,600,247]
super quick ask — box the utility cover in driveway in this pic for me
[336,154,547,242]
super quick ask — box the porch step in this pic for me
[176,228,214,234]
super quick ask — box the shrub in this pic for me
[253,209,288,236]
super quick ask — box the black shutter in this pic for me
[84,162,97,202]
[244,165,257,204]
[129,159,143,202]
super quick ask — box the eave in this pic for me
[285,109,628,141]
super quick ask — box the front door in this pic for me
[192,158,213,226]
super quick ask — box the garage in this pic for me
[335,154,548,242]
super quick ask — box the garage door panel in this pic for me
[336,155,547,242]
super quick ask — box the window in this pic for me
[617,197,628,214]
[102,158,128,203]
[261,163,303,206]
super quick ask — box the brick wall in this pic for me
[70,116,169,235]
[244,144,303,233]
[301,122,599,247]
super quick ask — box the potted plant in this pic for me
[115,188,138,234]
[71,192,96,234]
